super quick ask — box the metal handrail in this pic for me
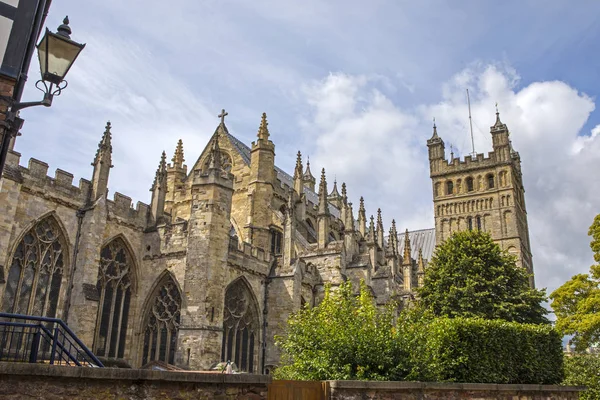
[0,312,103,367]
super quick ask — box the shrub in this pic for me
[563,354,600,400]
[400,317,564,384]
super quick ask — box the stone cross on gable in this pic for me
[218,109,228,124]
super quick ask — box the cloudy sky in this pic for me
[14,0,600,298]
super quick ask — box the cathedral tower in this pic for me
[428,112,534,285]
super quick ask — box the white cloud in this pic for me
[300,65,600,296]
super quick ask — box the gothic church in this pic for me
[0,108,533,372]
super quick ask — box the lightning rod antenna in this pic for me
[466,89,476,157]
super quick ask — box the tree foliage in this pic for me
[563,354,600,400]
[274,280,407,381]
[417,230,548,324]
[550,214,600,351]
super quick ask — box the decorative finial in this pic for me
[172,139,185,166]
[450,143,454,160]
[257,112,270,139]
[431,117,439,139]
[57,16,72,38]
[218,109,228,124]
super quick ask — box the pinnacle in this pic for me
[172,139,185,166]
[341,182,347,197]
[257,112,270,140]
[303,157,315,180]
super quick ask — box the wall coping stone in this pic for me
[327,380,586,392]
[0,362,272,384]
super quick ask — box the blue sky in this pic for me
[12,0,600,297]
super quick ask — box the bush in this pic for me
[563,354,600,400]
[274,280,408,381]
[400,317,564,384]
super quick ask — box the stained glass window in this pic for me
[1,216,65,318]
[94,238,132,359]
[142,276,181,366]
[221,279,259,373]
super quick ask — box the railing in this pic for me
[0,313,103,367]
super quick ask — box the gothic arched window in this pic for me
[487,174,495,189]
[466,177,474,192]
[94,238,133,359]
[1,216,66,318]
[142,275,182,366]
[446,181,454,195]
[221,278,259,373]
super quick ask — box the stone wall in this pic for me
[0,363,270,400]
[328,380,584,400]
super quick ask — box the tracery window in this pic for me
[142,276,182,366]
[1,216,65,318]
[270,229,282,255]
[94,238,132,359]
[221,278,259,373]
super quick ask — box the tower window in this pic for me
[487,174,495,189]
[446,181,454,195]
[476,216,482,231]
[467,217,473,231]
[466,177,474,192]
[270,229,283,255]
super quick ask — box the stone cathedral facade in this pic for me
[0,109,533,372]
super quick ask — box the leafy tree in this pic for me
[417,230,548,324]
[550,214,600,351]
[274,280,407,381]
[563,354,600,400]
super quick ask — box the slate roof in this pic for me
[225,132,340,218]
[397,228,437,262]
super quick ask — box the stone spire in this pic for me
[93,121,112,166]
[91,121,114,201]
[257,112,270,140]
[302,156,316,191]
[329,179,341,198]
[341,182,348,205]
[150,150,168,223]
[403,228,412,262]
[358,196,367,236]
[430,117,439,140]
[317,168,330,248]
[376,208,384,248]
[345,201,355,231]
[293,151,303,195]
[390,219,398,255]
[367,215,375,243]
[208,131,222,170]
[294,151,303,179]
[151,151,167,191]
[318,168,329,216]
[171,139,185,169]
[417,248,426,287]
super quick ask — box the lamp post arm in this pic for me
[11,93,53,112]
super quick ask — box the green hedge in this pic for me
[400,317,564,384]
[563,354,600,400]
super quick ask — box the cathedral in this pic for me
[0,108,533,373]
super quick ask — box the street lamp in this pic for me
[0,16,85,177]
[12,16,86,112]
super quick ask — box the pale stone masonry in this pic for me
[0,109,534,372]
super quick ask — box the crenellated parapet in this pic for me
[3,151,91,207]
[106,191,150,230]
